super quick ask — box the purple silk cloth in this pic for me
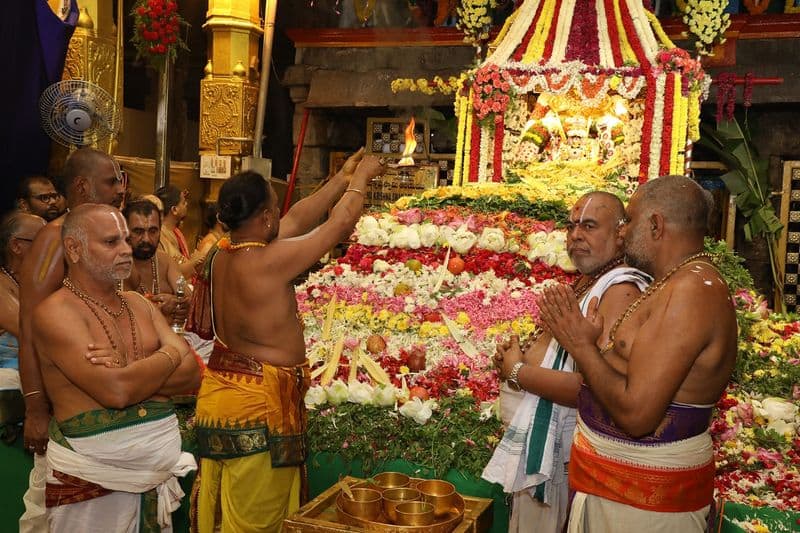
[578,385,713,445]
[0,0,77,213]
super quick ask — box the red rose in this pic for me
[136,6,146,16]
[155,44,166,54]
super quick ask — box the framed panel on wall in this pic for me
[777,161,800,311]
[365,118,429,160]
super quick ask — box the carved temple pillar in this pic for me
[57,0,122,156]
[199,0,263,202]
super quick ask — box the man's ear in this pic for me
[17,199,29,212]
[63,236,82,264]
[650,213,665,239]
[75,176,90,201]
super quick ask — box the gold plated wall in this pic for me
[199,0,262,155]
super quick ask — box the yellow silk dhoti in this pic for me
[193,344,309,533]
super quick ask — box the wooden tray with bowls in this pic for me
[282,475,493,533]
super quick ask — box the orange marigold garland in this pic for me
[131,0,189,68]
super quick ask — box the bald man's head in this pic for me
[62,204,132,283]
[0,211,46,267]
[61,148,125,208]
[634,175,711,236]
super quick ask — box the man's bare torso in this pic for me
[211,247,306,366]
[606,264,737,406]
[36,290,165,421]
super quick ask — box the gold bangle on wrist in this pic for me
[155,348,179,370]
[345,188,365,197]
[23,390,42,398]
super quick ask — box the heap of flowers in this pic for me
[300,184,584,477]
[706,249,800,521]
[131,0,188,68]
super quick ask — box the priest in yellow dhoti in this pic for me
[192,153,384,532]
[194,344,309,532]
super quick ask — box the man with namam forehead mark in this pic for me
[540,176,737,533]
[486,191,650,533]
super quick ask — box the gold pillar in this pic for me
[199,0,263,201]
[60,1,122,155]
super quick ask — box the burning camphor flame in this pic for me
[398,117,417,166]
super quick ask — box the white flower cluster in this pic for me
[305,381,439,425]
[753,397,799,438]
[355,214,568,264]
[526,231,575,271]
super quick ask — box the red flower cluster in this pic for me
[337,244,576,286]
[654,48,706,96]
[132,0,186,65]
[471,64,514,124]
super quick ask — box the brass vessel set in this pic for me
[336,472,466,531]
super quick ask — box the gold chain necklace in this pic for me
[227,240,268,251]
[137,255,160,295]
[0,266,18,287]
[63,278,140,365]
[524,256,624,350]
[599,252,714,355]
[64,278,125,318]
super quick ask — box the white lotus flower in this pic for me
[557,253,576,272]
[373,384,398,407]
[389,226,421,249]
[399,397,435,425]
[358,228,389,247]
[357,215,379,233]
[478,227,505,252]
[304,385,328,409]
[449,225,477,255]
[761,397,798,422]
[326,380,349,405]
[347,381,375,405]
[766,419,796,438]
[419,223,440,248]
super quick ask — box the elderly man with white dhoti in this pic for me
[31,205,201,532]
[486,192,650,533]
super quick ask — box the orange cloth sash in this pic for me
[569,431,715,513]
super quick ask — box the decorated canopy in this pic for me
[453,0,710,186]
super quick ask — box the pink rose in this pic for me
[736,402,754,425]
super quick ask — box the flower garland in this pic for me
[682,0,731,56]
[131,0,188,68]
[390,75,464,96]
[659,72,675,177]
[470,64,515,124]
[456,0,498,51]
[648,73,666,181]
[653,48,706,96]
[716,72,737,123]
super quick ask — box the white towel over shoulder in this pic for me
[482,267,651,501]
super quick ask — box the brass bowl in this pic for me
[338,488,382,521]
[382,487,422,524]
[372,471,411,491]
[394,501,435,526]
[416,479,456,518]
